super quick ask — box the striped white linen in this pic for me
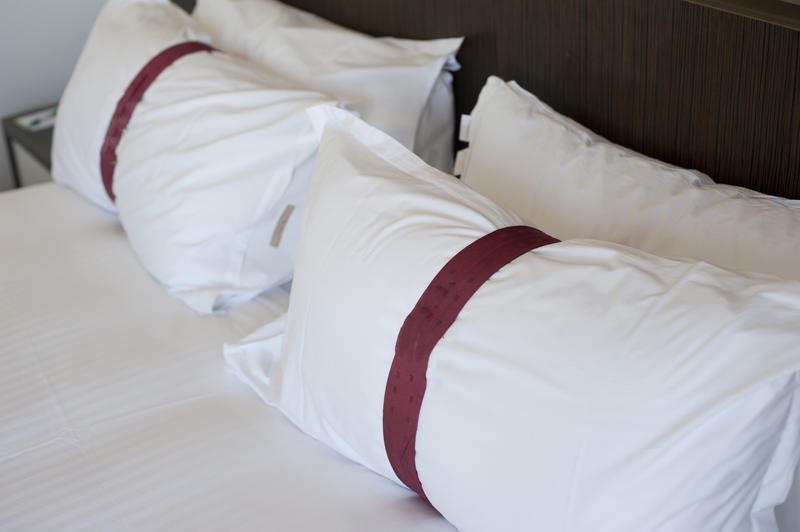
[0,184,452,532]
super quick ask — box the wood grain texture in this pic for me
[684,0,800,32]
[277,0,800,198]
[172,0,196,13]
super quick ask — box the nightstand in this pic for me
[2,104,56,188]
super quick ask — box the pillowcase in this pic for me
[114,50,337,313]
[192,0,462,172]
[226,106,800,532]
[52,0,209,212]
[413,70,458,173]
[458,76,800,281]
[57,0,338,313]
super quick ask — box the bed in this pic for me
[0,187,454,531]
[1,1,799,531]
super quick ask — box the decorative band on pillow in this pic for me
[384,225,559,501]
[99,41,214,202]
[237,107,800,531]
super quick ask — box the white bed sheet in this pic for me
[0,184,452,531]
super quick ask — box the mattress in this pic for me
[0,184,452,531]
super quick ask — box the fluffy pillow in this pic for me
[51,0,209,212]
[459,77,800,281]
[226,106,800,532]
[114,50,337,313]
[193,0,462,172]
[56,0,339,313]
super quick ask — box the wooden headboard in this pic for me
[174,0,800,199]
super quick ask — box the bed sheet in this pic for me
[0,184,451,531]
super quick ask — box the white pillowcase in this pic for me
[193,0,462,172]
[459,76,800,281]
[57,0,339,313]
[227,106,800,532]
[52,0,209,212]
[113,51,337,314]
[414,70,458,173]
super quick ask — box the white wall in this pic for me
[0,0,107,191]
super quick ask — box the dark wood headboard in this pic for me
[175,0,800,199]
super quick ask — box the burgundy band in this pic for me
[383,225,559,501]
[99,41,214,202]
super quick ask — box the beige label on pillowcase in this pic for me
[270,204,296,248]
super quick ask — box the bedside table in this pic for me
[2,104,56,188]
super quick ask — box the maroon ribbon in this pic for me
[99,41,214,202]
[383,225,559,502]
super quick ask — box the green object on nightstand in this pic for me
[14,106,57,133]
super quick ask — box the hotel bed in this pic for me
[0,184,450,531]
[1,0,799,531]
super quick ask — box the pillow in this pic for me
[226,106,800,532]
[458,76,800,281]
[57,0,338,313]
[114,50,337,313]
[52,0,209,212]
[193,0,462,172]
[414,70,458,173]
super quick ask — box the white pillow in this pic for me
[459,76,800,281]
[58,0,338,313]
[414,70,458,173]
[52,0,209,212]
[193,0,462,172]
[112,50,338,313]
[227,106,800,532]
